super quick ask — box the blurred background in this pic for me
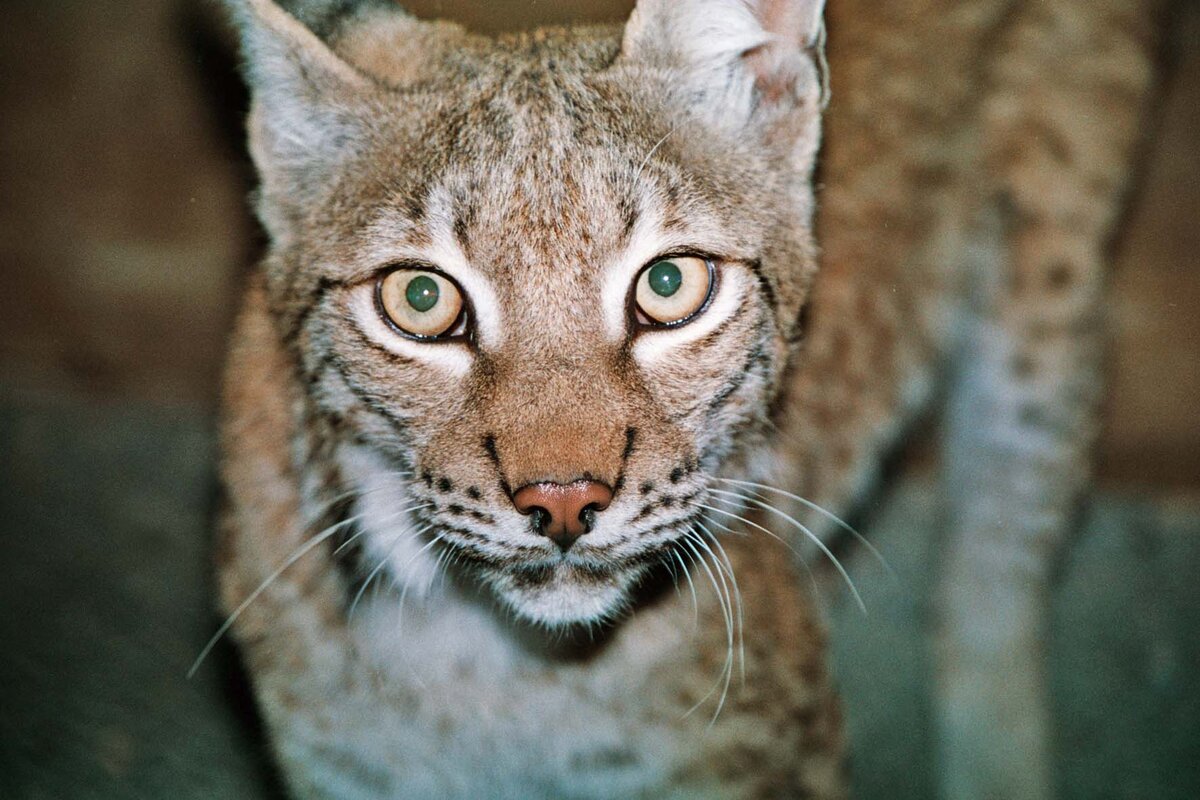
[0,1,1196,797]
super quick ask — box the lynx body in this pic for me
[216,0,1163,797]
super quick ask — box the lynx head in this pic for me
[232,0,827,628]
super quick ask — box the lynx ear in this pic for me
[621,0,827,131]
[228,0,377,234]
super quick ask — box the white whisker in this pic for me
[716,477,893,577]
[333,503,432,556]
[393,531,446,633]
[700,512,747,537]
[661,551,684,599]
[429,539,454,595]
[709,488,867,614]
[349,523,434,619]
[332,527,368,556]
[679,533,734,725]
[671,546,700,625]
[632,122,679,186]
[688,528,739,723]
[695,497,823,588]
[691,501,798,556]
[187,513,366,678]
[697,521,745,688]
[392,531,448,692]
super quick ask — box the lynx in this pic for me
[207,0,1163,797]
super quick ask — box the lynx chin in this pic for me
[207,0,1163,797]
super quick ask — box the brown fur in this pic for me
[215,1,1166,797]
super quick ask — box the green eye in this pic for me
[647,260,683,297]
[405,275,439,312]
[635,256,712,326]
[378,269,465,338]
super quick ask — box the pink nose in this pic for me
[512,480,614,552]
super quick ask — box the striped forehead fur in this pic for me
[229,0,826,630]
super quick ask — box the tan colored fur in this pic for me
[221,279,843,797]
[215,1,1166,797]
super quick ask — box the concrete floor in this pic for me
[1,390,1196,799]
[825,481,1200,799]
[0,395,276,799]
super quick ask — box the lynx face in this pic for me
[240,0,826,626]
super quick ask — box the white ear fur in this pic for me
[232,0,371,93]
[623,0,773,75]
[622,0,827,129]
[230,0,374,194]
[757,0,826,48]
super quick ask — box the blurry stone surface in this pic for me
[825,481,1200,800]
[0,394,280,799]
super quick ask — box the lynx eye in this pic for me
[634,256,713,326]
[377,268,466,339]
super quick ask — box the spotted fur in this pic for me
[215,0,1166,797]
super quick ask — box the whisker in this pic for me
[332,527,368,556]
[349,523,434,619]
[679,533,734,725]
[312,487,362,514]
[715,477,893,577]
[631,122,679,186]
[311,480,416,522]
[691,496,820,597]
[690,501,799,557]
[660,551,683,598]
[389,531,448,692]
[429,539,454,595]
[709,488,867,614]
[350,536,405,620]
[690,500,848,615]
[700,512,748,537]
[394,531,446,626]
[696,521,745,689]
[332,503,433,556]
[688,528,739,724]
[685,533,732,654]
[187,512,366,678]
[671,546,700,625]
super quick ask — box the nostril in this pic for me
[527,505,551,535]
[577,483,613,511]
[512,479,614,551]
[579,504,600,534]
[512,485,551,519]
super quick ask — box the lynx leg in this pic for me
[935,3,1164,797]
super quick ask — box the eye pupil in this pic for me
[405,275,440,312]
[647,261,683,298]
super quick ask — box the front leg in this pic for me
[935,2,1165,797]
